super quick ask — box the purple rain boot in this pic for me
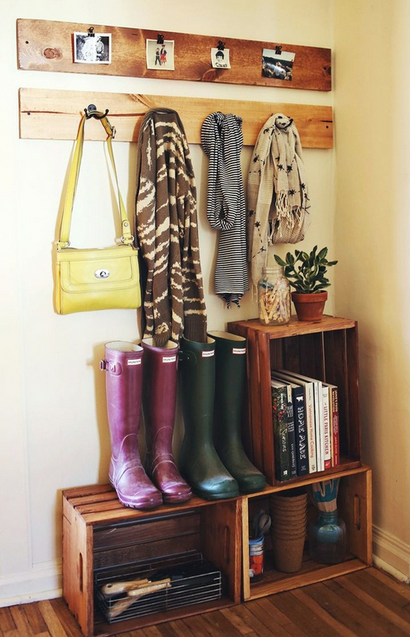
[101,341,162,510]
[141,338,192,504]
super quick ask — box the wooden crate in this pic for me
[242,466,372,600]
[62,485,242,636]
[228,316,361,486]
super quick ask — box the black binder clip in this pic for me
[157,34,164,45]
[217,40,225,51]
[87,26,95,38]
[275,45,282,55]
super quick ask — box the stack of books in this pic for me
[270,370,340,482]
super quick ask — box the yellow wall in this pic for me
[334,0,410,579]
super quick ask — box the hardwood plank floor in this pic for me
[1,568,409,637]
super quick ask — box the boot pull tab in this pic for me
[99,359,123,375]
[178,350,196,364]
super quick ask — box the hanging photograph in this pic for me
[146,39,175,70]
[262,48,295,81]
[74,32,111,64]
[211,47,231,69]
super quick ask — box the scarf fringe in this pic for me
[247,113,311,287]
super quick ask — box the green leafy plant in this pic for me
[274,246,338,293]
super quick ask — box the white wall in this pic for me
[0,0,334,603]
[334,0,410,581]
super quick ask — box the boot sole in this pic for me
[117,494,163,510]
[193,488,239,501]
[162,491,193,504]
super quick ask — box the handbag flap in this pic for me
[57,245,140,293]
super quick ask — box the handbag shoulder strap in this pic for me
[57,112,133,248]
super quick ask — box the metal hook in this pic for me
[84,104,109,120]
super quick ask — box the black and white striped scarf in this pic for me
[201,112,249,307]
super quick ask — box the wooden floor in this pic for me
[1,567,410,636]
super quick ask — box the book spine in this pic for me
[272,385,291,482]
[330,386,340,467]
[304,384,317,473]
[292,386,309,475]
[322,385,331,470]
[285,385,297,478]
[272,370,317,473]
[314,381,324,472]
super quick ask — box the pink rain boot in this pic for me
[142,338,192,504]
[101,341,162,509]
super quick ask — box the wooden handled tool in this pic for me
[101,577,150,597]
[107,578,172,620]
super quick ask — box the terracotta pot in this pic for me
[271,513,307,527]
[272,511,307,522]
[272,535,306,572]
[270,490,308,509]
[291,291,328,322]
[272,520,307,536]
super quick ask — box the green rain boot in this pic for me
[178,335,239,500]
[208,331,267,494]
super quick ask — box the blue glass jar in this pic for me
[308,509,346,564]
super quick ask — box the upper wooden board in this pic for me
[19,88,333,149]
[17,19,332,92]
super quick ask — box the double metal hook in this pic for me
[83,104,116,138]
[84,104,109,120]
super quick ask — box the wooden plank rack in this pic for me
[19,88,333,148]
[17,19,331,92]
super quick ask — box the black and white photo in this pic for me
[74,32,112,64]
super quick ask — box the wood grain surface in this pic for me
[17,19,331,92]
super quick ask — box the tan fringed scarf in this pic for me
[247,113,311,287]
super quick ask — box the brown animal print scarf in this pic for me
[135,109,207,346]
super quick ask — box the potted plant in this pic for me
[274,246,338,321]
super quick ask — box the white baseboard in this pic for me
[0,560,61,607]
[372,524,410,583]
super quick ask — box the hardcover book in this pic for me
[283,382,297,478]
[324,382,340,467]
[272,370,317,473]
[271,379,291,482]
[272,374,308,476]
[322,384,332,469]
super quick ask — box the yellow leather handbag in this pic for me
[54,109,141,315]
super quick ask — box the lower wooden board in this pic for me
[245,557,369,601]
[19,88,333,148]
